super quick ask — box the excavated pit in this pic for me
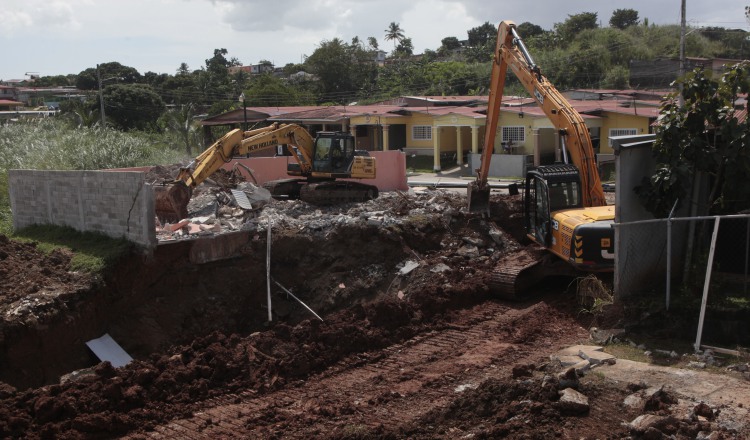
[1,189,748,439]
[0,190,523,391]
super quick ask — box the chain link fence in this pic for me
[614,214,750,350]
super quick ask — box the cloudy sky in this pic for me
[1,0,747,80]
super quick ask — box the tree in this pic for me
[636,62,750,216]
[304,38,378,103]
[159,103,200,155]
[610,8,639,29]
[441,36,461,50]
[555,12,599,41]
[600,65,630,89]
[243,74,306,107]
[438,36,461,57]
[367,37,379,50]
[102,84,166,131]
[75,62,141,90]
[394,37,414,58]
[467,21,496,47]
[517,22,545,39]
[177,63,191,75]
[384,22,405,51]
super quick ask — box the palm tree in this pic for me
[163,103,199,155]
[384,22,405,52]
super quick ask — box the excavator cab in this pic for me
[312,132,356,175]
[524,164,583,247]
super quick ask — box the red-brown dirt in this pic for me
[0,191,746,439]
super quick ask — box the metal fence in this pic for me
[614,213,750,351]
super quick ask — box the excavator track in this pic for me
[299,181,379,205]
[489,245,580,300]
[263,178,304,200]
[489,246,546,300]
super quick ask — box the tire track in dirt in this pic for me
[127,299,589,439]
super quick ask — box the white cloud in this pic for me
[0,0,80,35]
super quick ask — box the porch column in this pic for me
[382,124,390,151]
[433,125,441,171]
[349,125,357,137]
[373,126,379,151]
[533,128,541,167]
[456,127,463,165]
[471,125,479,154]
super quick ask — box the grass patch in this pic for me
[605,343,651,363]
[13,224,134,274]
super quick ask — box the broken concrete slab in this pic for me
[557,388,589,414]
[557,345,603,357]
[85,333,133,368]
[579,349,616,365]
[399,260,420,276]
[550,354,584,367]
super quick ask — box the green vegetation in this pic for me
[636,61,750,216]
[13,225,133,274]
[0,118,186,270]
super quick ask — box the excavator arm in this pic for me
[174,123,315,188]
[469,21,605,211]
[155,123,316,221]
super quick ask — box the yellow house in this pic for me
[208,95,659,172]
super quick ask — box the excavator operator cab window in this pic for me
[548,181,581,212]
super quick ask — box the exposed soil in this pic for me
[0,189,747,439]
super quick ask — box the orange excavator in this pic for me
[468,21,615,298]
[154,123,378,221]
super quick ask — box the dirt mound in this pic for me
[0,234,94,324]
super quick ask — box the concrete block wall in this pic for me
[9,170,156,248]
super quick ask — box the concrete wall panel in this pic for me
[9,170,156,248]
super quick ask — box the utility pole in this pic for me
[679,0,686,106]
[239,92,248,131]
[97,64,105,126]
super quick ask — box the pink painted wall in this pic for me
[220,151,408,191]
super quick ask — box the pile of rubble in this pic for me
[154,178,467,243]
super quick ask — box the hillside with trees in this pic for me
[8,9,750,132]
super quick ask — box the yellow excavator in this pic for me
[155,123,378,221]
[468,21,615,298]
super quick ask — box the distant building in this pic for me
[228,63,275,75]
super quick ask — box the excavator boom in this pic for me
[468,21,605,212]
[469,21,612,298]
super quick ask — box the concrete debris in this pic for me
[430,263,451,274]
[398,260,420,276]
[628,414,672,434]
[557,388,589,414]
[456,245,480,257]
[589,327,626,345]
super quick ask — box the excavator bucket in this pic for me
[467,181,491,214]
[154,182,192,223]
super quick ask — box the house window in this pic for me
[609,128,637,138]
[412,125,432,141]
[502,126,525,143]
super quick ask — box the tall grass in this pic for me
[0,118,188,234]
